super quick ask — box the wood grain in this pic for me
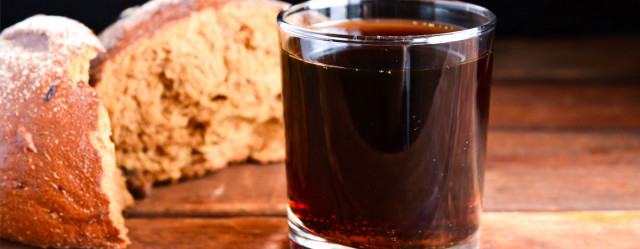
[125,163,287,217]
[0,217,290,249]
[487,130,640,166]
[493,37,640,82]
[126,217,289,249]
[485,130,640,211]
[481,211,640,249]
[124,129,639,217]
[484,164,640,211]
[489,83,640,129]
[4,211,639,249]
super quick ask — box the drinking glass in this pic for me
[278,1,496,248]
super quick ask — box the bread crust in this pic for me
[0,15,130,248]
[90,0,288,84]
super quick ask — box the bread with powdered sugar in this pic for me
[0,15,133,248]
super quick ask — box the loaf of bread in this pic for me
[90,0,288,196]
[0,15,133,248]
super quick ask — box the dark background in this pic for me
[2,0,640,37]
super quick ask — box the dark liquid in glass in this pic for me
[282,19,492,248]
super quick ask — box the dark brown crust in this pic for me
[90,0,288,85]
[0,16,127,248]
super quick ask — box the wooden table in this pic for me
[2,37,640,249]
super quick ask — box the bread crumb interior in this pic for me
[95,4,284,184]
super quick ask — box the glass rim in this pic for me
[277,0,497,45]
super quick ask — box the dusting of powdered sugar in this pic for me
[0,15,103,108]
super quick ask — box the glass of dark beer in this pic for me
[278,1,495,248]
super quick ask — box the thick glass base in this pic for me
[288,207,480,249]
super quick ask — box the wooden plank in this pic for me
[126,217,289,249]
[125,211,639,249]
[0,217,289,249]
[493,37,640,82]
[481,211,640,249]
[4,211,639,249]
[125,163,287,217]
[485,130,640,211]
[489,83,640,129]
[125,130,640,216]
[484,165,640,211]
[487,130,640,168]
